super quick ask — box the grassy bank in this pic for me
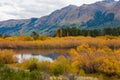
[1,45,120,79]
[0,36,120,49]
[1,36,120,80]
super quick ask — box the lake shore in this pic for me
[1,36,120,80]
[0,36,120,49]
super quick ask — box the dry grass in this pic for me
[0,49,17,64]
[0,36,120,49]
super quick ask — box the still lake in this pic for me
[13,49,69,63]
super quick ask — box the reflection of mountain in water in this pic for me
[16,49,69,63]
[45,53,69,60]
[17,54,53,63]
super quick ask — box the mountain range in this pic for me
[0,0,120,35]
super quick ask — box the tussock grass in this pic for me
[0,36,120,49]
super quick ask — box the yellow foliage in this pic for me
[53,56,71,72]
[69,43,120,76]
[0,36,120,49]
[69,48,79,57]
[77,44,93,54]
[114,50,120,54]
[0,50,17,64]
[98,58,120,75]
[22,57,39,69]
[1,36,120,77]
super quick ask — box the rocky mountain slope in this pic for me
[0,0,120,35]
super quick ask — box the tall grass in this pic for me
[0,50,17,64]
[0,36,120,49]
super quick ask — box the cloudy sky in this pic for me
[0,0,106,21]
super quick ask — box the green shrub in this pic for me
[79,69,85,76]
[22,58,39,71]
[53,64,64,76]
[28,63,38,72]
[30,70,42,80]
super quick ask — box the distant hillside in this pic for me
[0,0,120,35]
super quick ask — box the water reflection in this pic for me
[15,49,69,63]
[17,54,53,63]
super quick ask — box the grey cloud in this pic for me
[0,2,13,7]
[0,0,101,21]
[13,0,65,18]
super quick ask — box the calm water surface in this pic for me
[14,49,69,63]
